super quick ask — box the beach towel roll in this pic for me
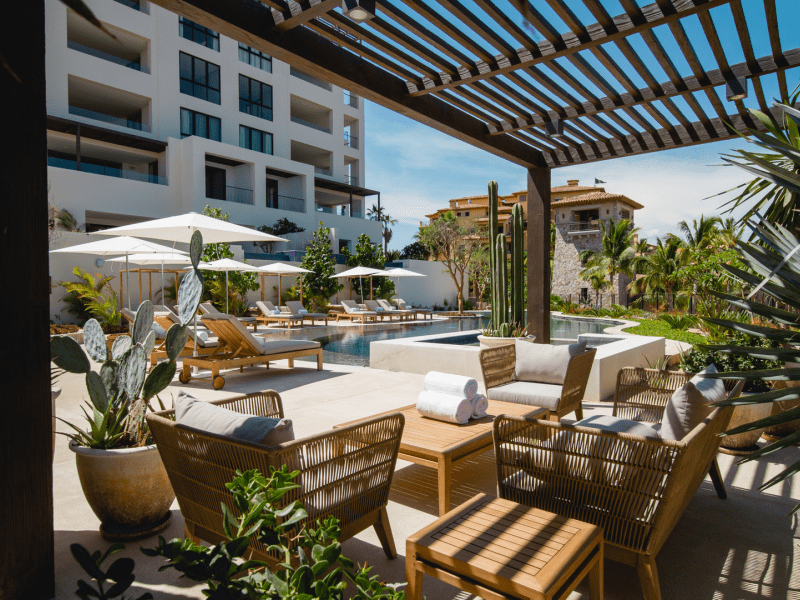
[424,371,479,400]
[470,394,488,419]
[416,391,472,424]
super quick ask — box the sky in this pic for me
[355,0,799,251]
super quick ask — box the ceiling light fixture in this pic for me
[726,77,748,101]
[342,0,375,23]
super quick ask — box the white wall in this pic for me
[389,259,468,309]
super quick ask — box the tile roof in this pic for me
[552,191,644,209]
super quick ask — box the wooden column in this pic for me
[0,2,55,597]
[527,167,551,344]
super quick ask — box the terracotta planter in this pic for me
[719,401,773,455]
[69,442,175,540]
[477,334,536,349]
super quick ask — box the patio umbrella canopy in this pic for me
[331,266,387,301]
[258,262,313,306]
[106,252,191,306]
[383,267,425,300]
[195,258,262,314]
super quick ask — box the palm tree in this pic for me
[677,215,722,249]
[630,237,687,310]
[578,218,639,292]
[367,204,398,253]
[583,272,610,307]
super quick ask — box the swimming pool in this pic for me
[294,315,618,367]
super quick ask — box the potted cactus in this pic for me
[478,181,534,348]
[50,231,205,540]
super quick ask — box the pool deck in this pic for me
[52,362,800,600]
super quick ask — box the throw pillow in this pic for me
[272,310,281,315]
[174,391,294,446]
[660,364,726,441]
[376,307,384,311]
[299,309,309,314]
[514,340,587,385]
[196,330,209,342]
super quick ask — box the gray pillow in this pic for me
[660,364,726,441]
[514,340,587,385]
[174,391,294,446]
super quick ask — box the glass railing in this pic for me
[290,115,331,134]
[67,41,148,73]
[314,166,333,177]
[314,205,363,218]
[268,195,305,213]
[343,131,358,149]
[69,106,148,132]
[207,184,254,205]
[47,156,167,185]
[290,67,332,91]
[344,175,359,186]
[343,90,359,108]
[111,0,148,13]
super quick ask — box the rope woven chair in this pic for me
[147,391,405,565]
[493,373,743,600]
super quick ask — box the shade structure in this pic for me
[195,258,262,314]
[258,262,313,306]
[107,252,191,306]
[50,236,190,309]
[92,212,289,245]
[384,267,425,299]
[330,266,388,301]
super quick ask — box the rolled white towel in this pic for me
[424,371,479,400]
[417,391,472,425]
[471,394,488,419]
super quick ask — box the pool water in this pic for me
[293,315,617,367]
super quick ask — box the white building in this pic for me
[44,0,381,254]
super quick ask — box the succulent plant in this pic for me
[51,231,205,449]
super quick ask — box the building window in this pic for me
[266,179,279,208]
[239,75,273,121]
[238,43,272,73]
[178,17,220,51]
[621,209,630,219]
[180,108,221,141]
[464,211,470,216]
[179,52,220,104]
[239,125,273,155]
[206,165,226,200]
[456,212,461,217]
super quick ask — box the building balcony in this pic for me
[343,131,358,149]
[290,67,332,91]
[315,204,363,218]
[207,184,254,205]
[314,166,333,177]
[565,219,625,233]
[343,90,359,108]
[291,115,331,134]
[47,156,167,185]
[267,195,305,213]
[111,0,149,13]
[68,106,147,133]
[67,41,148,73]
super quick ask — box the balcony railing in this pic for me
[111,0,148,13]
[69,106,148,132]
[290,115,331,134]
[207,184,254,205]
[267,195,305,213]
[314,166,333,177]
[315,205,363,218]
[47,156,167,185]
[289,67,332,91]
[565,219,620,233]
[67,41,148,73]
[343,131,358,149]
[343,90,359,108]
[344,174,359,186]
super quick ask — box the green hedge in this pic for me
[623,319,707,345]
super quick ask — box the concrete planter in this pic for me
[477,335,535,349]
[719,401,773,455]
[69,442,174,540]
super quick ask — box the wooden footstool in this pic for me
[406,493,603,600]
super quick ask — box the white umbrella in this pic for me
[330,266,386,301]
[383,267,425,299]
[194,258,262,314]
[92,212,289,245]
[258,262,313,306]
[106,252,191,305]
[50,236,189,309]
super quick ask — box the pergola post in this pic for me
[0,2,54,597]
[527,167,551,344]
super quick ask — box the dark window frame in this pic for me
[180,107,221,141]
[238,43,272,73]
[238,74,273,121]
[239,124,273,155]
[179,51,221,105]
[178,17,220,51]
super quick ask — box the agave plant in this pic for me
[699,220,800,512]
[50,231,205,449]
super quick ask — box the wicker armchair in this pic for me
[147,392,405,564]
[479,343,597,421]
[493,370,744,600]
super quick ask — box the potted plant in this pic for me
[478,181,535,348]
[50,231,205,540]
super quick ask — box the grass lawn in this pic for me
[623,318,707,345]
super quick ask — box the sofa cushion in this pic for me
[514,340,587,385]
[574,415,661,439]
[487,381,563,411]
[660,364,726,441]
[174,391,294,446]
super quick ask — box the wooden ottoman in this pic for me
[406,493,603,600]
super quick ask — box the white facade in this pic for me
[45,0,380,252]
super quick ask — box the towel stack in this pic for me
[417,372,489,424]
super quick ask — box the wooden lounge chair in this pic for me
[147,391,405,566]
[179,314,322,389]
[493,368,744,600]
[364,300,404,321]
[376,299,415,320]
[336,299,378,323]
[285,300,329,325]
[149,320,219,366]
[395,298,432,320]
[255,301,304,329]
[200,302,260,331]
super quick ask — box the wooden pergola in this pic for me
[3,1,799,597]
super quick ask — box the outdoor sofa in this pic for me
[147,391,405,566]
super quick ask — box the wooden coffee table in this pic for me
[335,401,545,516]
[406,493,604,600]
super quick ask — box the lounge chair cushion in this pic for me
[257,339,321,356]
[486,381,563,411]
[174,391,294,446]
[151,321,167,339]
[661,364,726,441]
[514,340,587,385]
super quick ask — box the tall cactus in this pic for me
[51,230,206,448]
[487,181,526,336]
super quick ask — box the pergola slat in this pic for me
[273,0,339,31]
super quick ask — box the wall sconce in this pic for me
[95,258,105,267]
[545,120,564,138]
[342,0,375,22]
[726,78,748,101]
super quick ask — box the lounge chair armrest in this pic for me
[614,367,695,423]
[479,344,516,390]
[560,348,596,411]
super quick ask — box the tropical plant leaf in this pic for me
[60,0,117,40]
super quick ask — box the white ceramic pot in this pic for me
[69,442,175,540]
[477,334,536,349]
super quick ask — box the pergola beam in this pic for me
[274,0,341,32]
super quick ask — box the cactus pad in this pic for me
[100,360,119,400]
[121,346,146,400]
[143,361,176,400]
[85,371,108,412]
[83,319,108,363]
[132,300,154,345]
[111,335,132,360]
[143,330,156,358]
[165,324,190,361]
[51,335,90,374]
[189,230,203,268]
[178,268,203,326]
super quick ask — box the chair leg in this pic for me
[575,405,584,420]
[708,458,727,499]
[636,555,662,600]
[373,507,397,559]
[405,547,423,600]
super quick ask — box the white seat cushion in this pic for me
[575,415,661,438]
[487,381,563,411]
[514,340,587,385]
[257,339,321,355]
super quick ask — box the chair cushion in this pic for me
[174,391,294,446]
[487,381,563,411]
[151,321,167,339]
[514,340,587,385]
[660,364,726,441]
[574,415,661,438]
[257,339,321,356]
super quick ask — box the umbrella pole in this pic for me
[261,274,265,302]
[370,276,373,301]
[300,275,303,305]
[126,254,131,309]
[279,274,282,307]
[161,261,165,305]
